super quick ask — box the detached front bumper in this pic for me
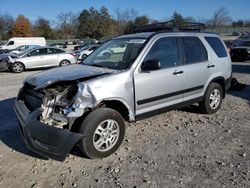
[14,99,83,161]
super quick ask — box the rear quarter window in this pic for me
[205,37,228,58]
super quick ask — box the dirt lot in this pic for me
[0,63,249,188]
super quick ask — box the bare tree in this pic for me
[209,7,232,27]
[0,14,14,40]
[122,8,138,22]
[113,8,138,35]
[56,11,78,39]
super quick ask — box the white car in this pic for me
[78,45,99,60]
[107,43,126,54]
[8,47,77,73]
[0,37,46,50]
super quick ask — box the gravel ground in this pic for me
[0,63,249,188]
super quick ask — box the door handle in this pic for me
[207,64,215,68]
[173,70,184,75]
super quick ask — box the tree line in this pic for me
[0,7,250,40]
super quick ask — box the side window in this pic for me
[182,37,208,64]
[144,37,179,69]
[205,37,228,58]
[46,48,54,54]
[7,41,14,46]
[54,49,64,54]
[27,49,45,56]
[46,48,64,54]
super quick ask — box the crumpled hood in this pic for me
[25,64,115,89]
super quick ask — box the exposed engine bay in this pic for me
[39,83,79,129]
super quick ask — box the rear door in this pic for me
[43,48,60,67]
[179,36,210,101]
[134,36,185,116]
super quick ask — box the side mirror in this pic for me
[141,59,161,72]
[27,53,31,57]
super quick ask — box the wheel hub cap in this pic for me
[93,119,120,152]
[209,89,221,109]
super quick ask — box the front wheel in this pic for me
[199,82,223,114]
[11,62,24,73]
[79,108,125,159]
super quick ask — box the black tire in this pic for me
[59,60,70,66]
[81,54,87,60]
[199,82,223,114]
[11,62,24,73]
[79,108,125,159]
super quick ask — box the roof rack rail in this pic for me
[134,21,206,33]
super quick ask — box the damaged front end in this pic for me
[40,82,97,127]
[15,80,97,161]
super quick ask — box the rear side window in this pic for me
[182,37,208,64]
[205,37,228,58]
[46,48,64,54]
[28,49,45,56]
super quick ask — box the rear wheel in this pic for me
[199,82,223,114]
[11,62,24,73]
[59,60,70,66]
[79,108,125,159]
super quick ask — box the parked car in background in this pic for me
[0,53,18,71]
[49,42,67,49]
[0,45,39,55]
[230,40,250,62]
[74,45,86,51]
[7,47,77,73]
[237,35,250,40]
[0,37,46,51]
[76,45,100,60]
[9,45,39,55]
[108,43,126,54]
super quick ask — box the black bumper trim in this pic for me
[225,73,232,91]
[15,100,83,161]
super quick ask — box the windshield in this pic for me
[82,38,146,70]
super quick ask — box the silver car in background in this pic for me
[10,45,39,55]
[8,46,77,73]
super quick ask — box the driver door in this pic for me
[134,36,185,116]
[22,48,46,68]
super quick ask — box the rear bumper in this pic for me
[14,99,83,161]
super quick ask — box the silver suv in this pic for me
[15,22,232,161]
